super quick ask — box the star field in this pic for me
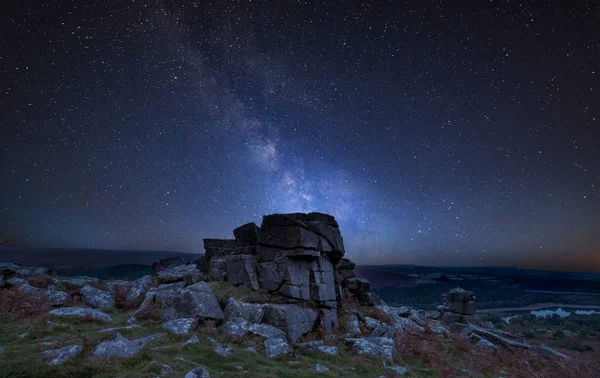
[1,1,598,271]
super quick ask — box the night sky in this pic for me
[1,1,598,271]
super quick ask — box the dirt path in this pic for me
[478,303,600,313]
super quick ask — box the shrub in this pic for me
[113,286,142,311]
[0,286,52,318]
[135,302,161,321]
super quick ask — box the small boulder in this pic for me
[364,317,381,329]
[298,340,339,356]
[262,304,318,341]
[81,285,115,308]
[105,280,133,295]
[183,335,200,346]
[7,277,27,286]
[345,314,362,337]
[366,293,387,306]
[157,264,203,285]
[223,298,264,323]
[208,337,234,357]
[42,344,83,365]
[264,337,294,358]
[93,332,166,358]
[161,318,198,335]
[387,366,408,375]
[185,366,211,378]
[159,281,224,321]
[152,256,191,274]
[474,337,498,355]
[220,318,286,339]
[46,289,69,306]
[127,275,154,300]
[318,308,339,334]
[346,337,396,361]
[315,363,329,373]
[57,276,99,289]
[93,333,142,358]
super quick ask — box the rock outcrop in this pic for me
[438,287,481,326]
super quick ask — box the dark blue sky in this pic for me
[1,1,598,271]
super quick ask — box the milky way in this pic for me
[1,1,598,270]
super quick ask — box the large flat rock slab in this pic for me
[49,307,112,321]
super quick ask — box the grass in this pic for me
[0,308,392,378]
[1,279,599,377]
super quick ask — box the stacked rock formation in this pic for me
[438,287,481,325]
[335,258,371,304]
[197,212,367,309]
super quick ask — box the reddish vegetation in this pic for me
[395,328,600,378]
[134,302,161,321]
[112,286,143,311]
[25,275,55,289]
[0,286,52,318]
[366,307,395,325]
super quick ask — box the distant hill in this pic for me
[0,246,201,268]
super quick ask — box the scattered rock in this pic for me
[49,307,112,321]
[56,276,99,289]
[1,263,54,276]
[208,337,234,357]
[185,366,211,378]
[538,344,570,360]
[370,322,396,338]
[105,280,133,295]
[387,366,408,375]
[474,337,498,355]
[81,285,115,308]
[467,325,530,349]
[142,361,173,374]
[157,264,203,285]
[97,325,139,333]
[183,335,200,346]
[46,321,72,329]
[262,303,318,341]
[158,281,224,321]
[345,314,362,336]
[46,289,69,306]
[223,298,264,323]
[264,337,294,358]
[346,337,396,361]
[364,317,381,329]
[153,256,192,274]
[161,318,198,335]
[7,277,28,286]
[315,363,329,372]
[93,332,166,358]
[366,292,387,306]
[42,344,83,365]
[298,340,339,355]
[220,318,286,339]
[127,275,154,300]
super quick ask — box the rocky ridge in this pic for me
[0,213,579,377]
